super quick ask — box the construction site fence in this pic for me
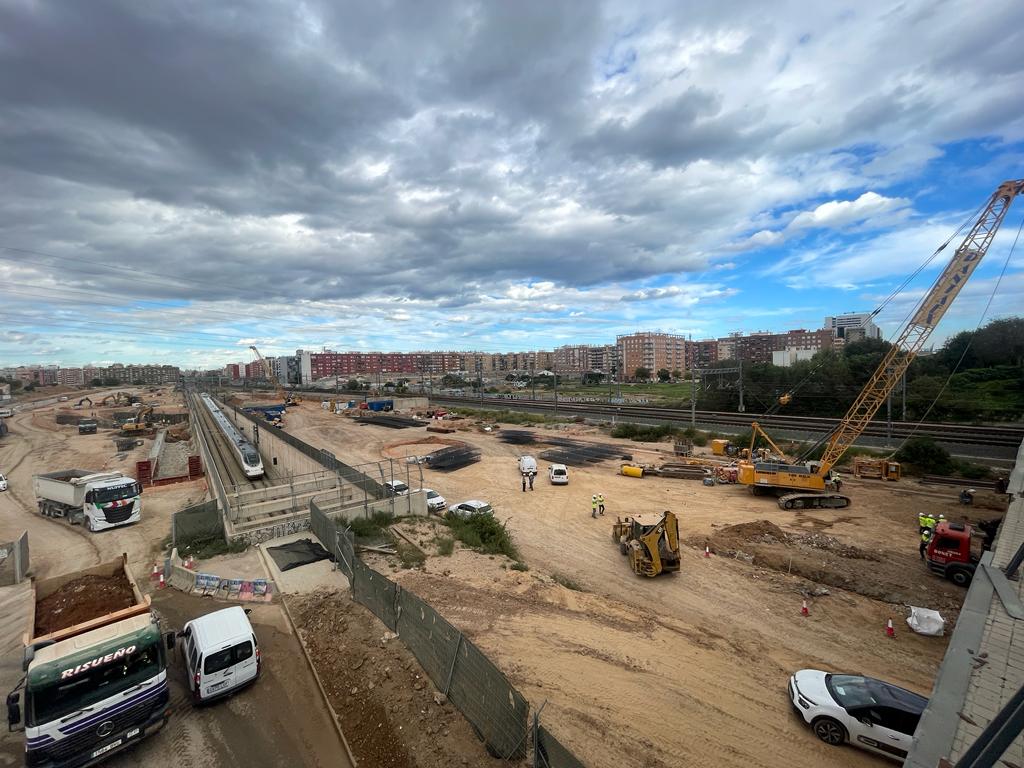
[533,713,586,768]
[112,411,191,425]
[308,510,575,763]
[171,500,224,550]
[229,403,386,498]
[0,531,30,586]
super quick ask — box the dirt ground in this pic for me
[289,590,509,768]
[268,399,1004,768]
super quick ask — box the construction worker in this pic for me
[995,476,1007,495]
[522,474,527,493]
[528,471,535,491]
[960,488,975,505]
[591,495,598,519]
[920,526,932,560]
[597,493,605,515]
[918,512,933,535]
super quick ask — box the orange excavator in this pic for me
[739,179,1024,510]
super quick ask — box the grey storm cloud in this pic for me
[0,0,1022,324]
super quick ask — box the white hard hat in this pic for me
[938,514,945,519]
[969,489,976,493]
[592,494,597,500]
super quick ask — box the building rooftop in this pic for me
[905,437,1024,766]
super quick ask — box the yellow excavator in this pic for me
[121,405,154,433]
[739,178,1024,510]
[250,345,300,407]
[611,511,681,577]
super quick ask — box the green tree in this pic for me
[89,378,103,386]
[634,367,651,381]
[346,379,360,390]
[657,368,671,382]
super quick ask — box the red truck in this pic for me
[925,520,980,587]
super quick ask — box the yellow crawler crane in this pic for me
[611,511,681,577]
[739,178,1024,510]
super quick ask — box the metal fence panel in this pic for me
[0,532,29,586]
[336,528,355,580]
[396,590,462,689]
[535,725,586,768]
[352,559,398,631]
[17,532,29,583]
[172,500,223,548]
[309,497,336,552]
[448,637,529,760]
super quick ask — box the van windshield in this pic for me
[28,642,162,726]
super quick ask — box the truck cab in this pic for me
[925,521,978,587]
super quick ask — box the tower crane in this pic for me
[738,178,1024,509]
[249,345,300,407]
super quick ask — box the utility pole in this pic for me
[531,359,536,401]
[553,360,558,419]
[901,371,907,422]
[738,359,745,413]
[691,371,697,429]
[887,388,893,446]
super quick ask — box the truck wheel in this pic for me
[950,568,973,587]
[620,541,628,555]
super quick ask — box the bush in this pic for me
[436,536,455,556]
[178,536,247,560]
[397,541,427,569]
[610,423,677,442]
[346,511,395,539]
[552,572,583,591]
[894,437,954,475]
[691,433,708,447]
[510,561,529,571]
[955,461,993,480]
[444,513,519,560]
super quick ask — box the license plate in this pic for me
[208,681,228,692]
[91,739,122,758]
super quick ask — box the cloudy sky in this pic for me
[1,0,1023,369]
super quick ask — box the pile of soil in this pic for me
[288,589,509,768]
[707,521,788,550]
[35,573,137,636]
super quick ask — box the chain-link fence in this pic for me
[171,500,224,549]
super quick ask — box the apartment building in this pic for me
[825,312,881,340]
[616,332,687,380]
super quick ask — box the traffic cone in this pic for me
[157,572,166,589]
[704,546,711,558]
[150,562,160,581]
[885,618,895,638]
[801,600,809,617]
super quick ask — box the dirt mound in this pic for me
[711,520,788,549]
[288,590,503,768]
[35,573,137,636]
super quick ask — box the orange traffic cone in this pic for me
[150,562,160,581]
[801,600,809,617]
[157,572,166,589]
[704,546,711,558]
[885,618,895,637]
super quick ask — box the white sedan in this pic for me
[789,670,926,762]
[422,488,447,513]
[446,500,493,520]
[0,473,7,492]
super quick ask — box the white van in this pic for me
[518,455,538,476]
[548,464,569,485]
[180,606,260,703]
[0,408,13,418]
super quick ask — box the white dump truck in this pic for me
[6,555,174,766]
[33,470,142,532]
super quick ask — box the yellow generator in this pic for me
[611,511,681,577]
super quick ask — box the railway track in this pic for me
[189,392,273,491]
[427,395,1024,447]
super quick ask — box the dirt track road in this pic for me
[0,398,353,768]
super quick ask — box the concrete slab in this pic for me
[258,530,349,594]
[192,547,266,582]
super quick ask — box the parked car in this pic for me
[548,464,569,485]
[0,473,7,492]
[181,606,261,703]
[518,455,538,476]
[788,669,926,762]
[447,500,493,519]
[422,488,447,513]
[384,480,410,496]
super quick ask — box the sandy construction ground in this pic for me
[270,399,1000,768]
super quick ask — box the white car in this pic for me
[447,500,493,519]
[422,488,447,513]
[384,480,410,496]
[789,670,926,762]
[0,473,7,492]
[548,464,568,485]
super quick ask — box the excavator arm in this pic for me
[817,179,1023,475]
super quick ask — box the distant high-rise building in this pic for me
[616,332,687,380]
[824,313,881,341]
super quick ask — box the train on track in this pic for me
[200,393,264,479]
